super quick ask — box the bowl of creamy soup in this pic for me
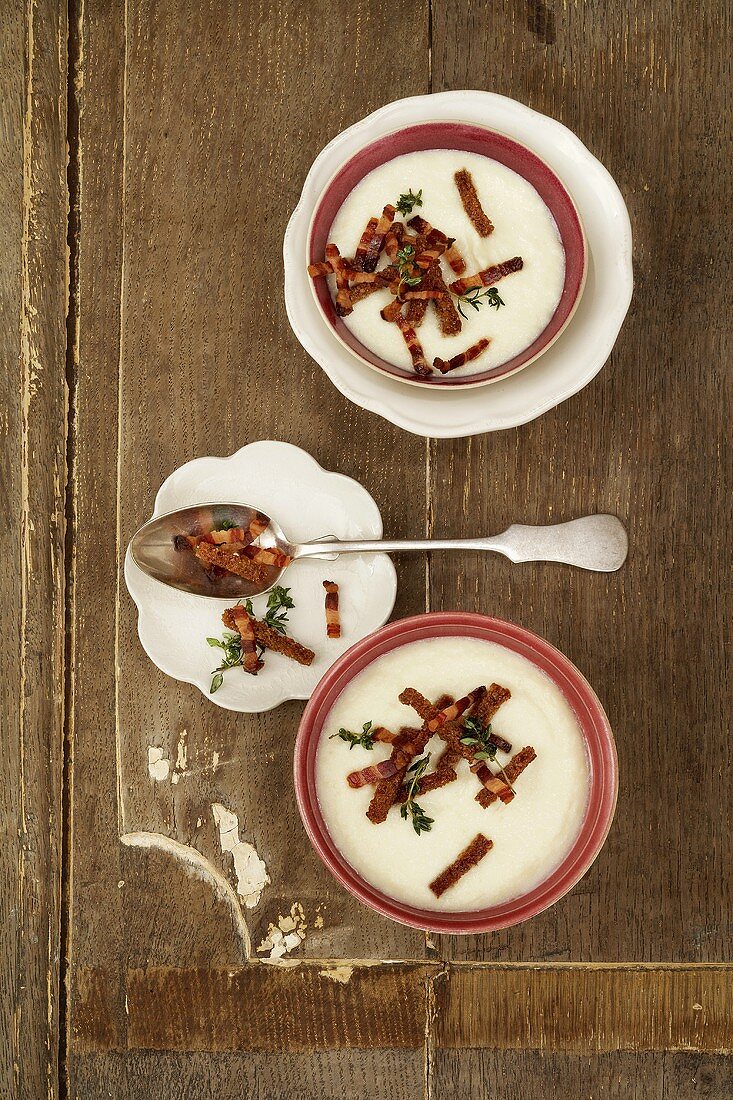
[294,612,617,933]
[306,122,586,387]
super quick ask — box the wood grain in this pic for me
[0,2,68,1097]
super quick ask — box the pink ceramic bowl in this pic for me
[307,121,587,388]
[294,612,617,934]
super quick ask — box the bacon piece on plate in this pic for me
[246,512,270,545]
[395,315,431,376]
[362,204,396,271]
[209,526,246,545]
[323,580,341,638]
[429,834,493,898]
[325,243,353,315]
[307,260,333,278]
[195,542,268,585]
[221,607,315,667]
[229,606,263,675]
[454,168,494,237]
[476,746,536,808]
[426,687,485,733]
[347,758,401,789]
[434,337,491,375]
[243,545,293,569]
[449,256,524,297]
[353,216,379,271]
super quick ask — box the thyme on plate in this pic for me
[330,720,375,750]
[460,717,514,790]
[395,188,423,216]
[456,285,505,319]
[400,753,434,835]
[207,586,295,693]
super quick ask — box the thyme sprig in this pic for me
[395,243,423,298]
[395,188,423,216]
[460,717,514,790]
[330,721,375,751]
[456,285,505,319]
[207,586,294,693]
[400,753,434,835]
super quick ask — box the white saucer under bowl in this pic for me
[284,90,633,438]
[124,441,397,713]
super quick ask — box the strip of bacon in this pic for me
[384,224,404,262]
[222,608,315,666]
[195,542,268,585]
[325,243,353,315]
[402,289,446,300]
[423,264,462,336]
[434,337,491,375]
[429,834,493,898]
[307,260,333,278]
[380,298,404,323]
[353,216,379,271]
[414,248,444,270]
[372,726,397,745]
[454,168,494,237]
[476,746,536,808]
[362,204,396,272]
[229,606,263,675]
[472,761,514,805]
[243,545,293,569]
[406,215,465,273]
[449,256,524,296]
[366,727,429,824]
[209,526,246,544]
[426,687,486,733]
[323,580,340,638]
[347,758,400,789]
[395,315,431,376]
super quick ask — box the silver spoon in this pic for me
[129,503,628,600]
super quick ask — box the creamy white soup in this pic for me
[315,637,589,912]
[327,149,566,377]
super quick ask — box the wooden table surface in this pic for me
[3,1,731,1096]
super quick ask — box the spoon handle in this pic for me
[295,515,628,573]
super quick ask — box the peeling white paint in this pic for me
[212,751,220,770]
[319,965,354,984]
[211,803,269,909]
[147,746,170,782]
[257,902,307,960]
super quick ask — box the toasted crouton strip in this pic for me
[476,746,537,808]
[229,606,263,675]
[395,315,431,376]
[473,683,512,728]
[325,243,353,315]
[429,834,493,898]
[353,216,379,271]
[195,542,268,585]
[323,580,340,638]
[423,264,462,336]
[449,257,524,296]
[221,607,315,666]
[350,283,383,305]
[434,337,491,375]
[366,727,429,824]
[396,747,461,803]
[454,168,494,237]
[426,687,485,733]
[362,204,396,272]
[404,297,428,328]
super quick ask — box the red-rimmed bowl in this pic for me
[294,612,617,934]
[307,121,587,388]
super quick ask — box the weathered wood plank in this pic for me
[429,0,732,963]
[0,2,68,1096]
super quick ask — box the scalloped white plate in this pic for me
[284,90,633,437]
[124,441,397,712]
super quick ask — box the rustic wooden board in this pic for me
[0,2,68,1097]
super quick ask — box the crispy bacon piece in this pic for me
[434,337,491,375]
[454,168,494,237]
[402,289,446,301]
[384,224,405,262]
[195,542,268,585]
[307,260,333,278]
[366,726,429,824]
[488,730,512,754]
[473,683,511,729]
[362,204,396,272]
[423,265,462,336]
[429,834,493,898]
[426,687,485,733]
[472,762,514,805]
[476,746,536,808]
[380,298,404,323]
[347,758,400,789]
[449,256,524,296]
[395,315,431,376]
[408,215,466,275]
[373,726,397,744]
[243,545,293,569]
[353,216,379,271]
[209,526,246,544]
[229,606,263,675]
[222,608,315,666]
[323,580,340,638]
[246,512,270,545]
[325,243,353,315]
[414,248,444,270]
